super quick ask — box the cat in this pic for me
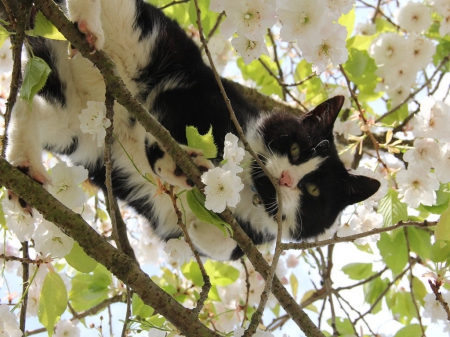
[5,0,380,260]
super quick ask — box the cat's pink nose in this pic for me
[280,170,294,187]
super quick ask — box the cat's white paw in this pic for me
[153,146,213,190]
[68,0,104,56]
[186,216,236,261]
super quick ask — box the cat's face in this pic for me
[248,96,380,240]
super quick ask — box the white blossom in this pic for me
[348,205,383,244]
[435,143,450,183]
[79,101,111,147]
[286,254,299,268]
[433,0,450,36]
[163,238,193,265]
[47,162,88,210]
[0,40,13,74]
[386,84,411,107]
[33,220,74,258]
[369,33,407,67]
[376,62,417,90]
[333,117,362,140]
[356,20,376,35]
[148,328,167,337]
[54,319,80,337]
[2,197,40,241]
[231,35,269,64]
[423,292,450,322]
[222,133,245,173]
[201,34,232,73]
[396,2,432,33]
[396,168,439,208]
[201,167,244,213]
[218,0,276,40]
[412,96,450,142]
[302,23,348,74]
[406,34,436,71]
[325,0,354,19]
[277,0,330,47]
[0,305,21,337]
[403,138,440,172]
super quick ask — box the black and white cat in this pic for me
[6,0,380,260]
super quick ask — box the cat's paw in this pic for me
[68,0,104,57]
[186,217,236,261]
[7,163,50,217]
[153,146,213,190]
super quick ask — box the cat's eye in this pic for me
[290,143,300,160]
[306,183,320,197]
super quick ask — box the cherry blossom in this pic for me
[163,238,193,265]
[2,197,40,241]
[0,39,13,74]
[54,319,81,337]
[218,0,276,40]
[47,162,88,210]
[0,305,21,337]
[231,35,269,65]
[432,0,450,36]
[33,220,74,258]
[201,167,244,213]
[412,96,450,142]
[369,33,407,67]
[277,0,330,48]
[422,292,450,322]
[348,205,383,244]
[396,168,439,208]
[435,143,450,183]
[396,2,432,34]
[403,138,440,172]
[222,133,245,173]
[302,23,348,74]
[406,34,436,71]
[79,101,111,147]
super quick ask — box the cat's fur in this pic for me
[6,0,380,260]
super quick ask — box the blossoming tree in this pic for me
[1,0,450,336]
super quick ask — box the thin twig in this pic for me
[0,253,44,264]
[2,0,32,157]
[19,241,29,334]
[281,220,436,250]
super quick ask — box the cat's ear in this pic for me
[343,174,381,205]
[305,95,344,134]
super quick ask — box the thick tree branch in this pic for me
[0,158,221,337]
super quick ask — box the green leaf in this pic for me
[430,240,450,263]
[237,55,283,97]
[65,242,98,273]
[363,277,389,314]
[0,25,10,48]
[186,125,217,159]
[69,264,112,311]
[412,277,427,306]
[435,201,450,242]
[31,12,66,40]
[338,8,355,40]
[377,231,408,274]
[378,189,408,227]
[407,227,431,259]
[38,271,68,337]
[181,260,204,287]
[132,293,154,318]
[204,260,240,286]
[343,48,378,86]
[327,317,354,336]
[20,56,52,106]
[394,324,423,337]
[346,35,375,51]
[290,274,298,299]
[420,183,450,214]
[342,263,373,280]
[186,188,233,236]
[388,289,417,324]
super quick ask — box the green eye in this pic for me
[306,183,320,197]
[290,143,300,160]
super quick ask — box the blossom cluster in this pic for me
[396,97,450,208]
[201,133,245,213]
[210,0,352,73]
